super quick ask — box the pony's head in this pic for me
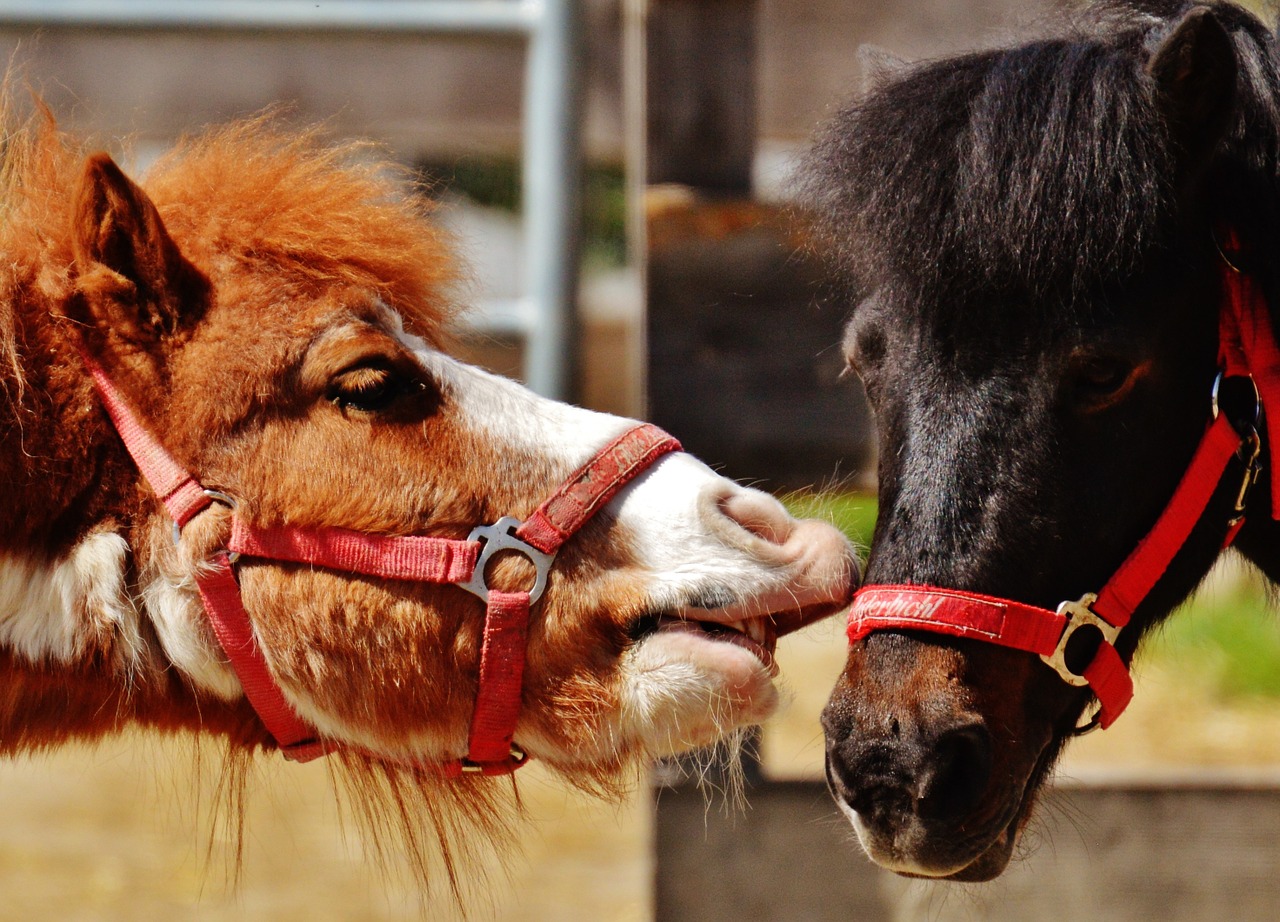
[0,107,857,885]
[802,0,1270,880]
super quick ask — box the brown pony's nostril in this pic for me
[718,490,795,545]
[916,723,993,823]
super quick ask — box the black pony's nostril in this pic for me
[915,723,993,823]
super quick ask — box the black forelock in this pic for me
[798,1,1280,323]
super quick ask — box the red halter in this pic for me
[83,351,680,775]
[848,234,1277,731]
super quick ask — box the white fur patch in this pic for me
[619,637,778,757]
[138,560,242,701]
[0,527,144,667]
[406,338,633,469]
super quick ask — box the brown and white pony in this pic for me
[0,107,856,886]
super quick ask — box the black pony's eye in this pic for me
[1074,356,1132,393]
[1067,350,1145,411]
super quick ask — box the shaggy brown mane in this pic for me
[0,100,460,408]
[143,117,460,338]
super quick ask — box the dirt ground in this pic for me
[3,610,1279,921]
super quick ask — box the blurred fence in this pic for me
[0,0,584,399]
[655,771,1280,922]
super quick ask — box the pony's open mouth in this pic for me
[629,614,779,675]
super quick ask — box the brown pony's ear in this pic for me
[72,152,204,340]
[1146,7,1237,176]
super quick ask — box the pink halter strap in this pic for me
[82,351,680,775]
[849,231,1274,731]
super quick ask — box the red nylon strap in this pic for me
[1083,644,1132,727]
[81,352,210,527]
[466,590,533,764]
[515,423,682,554]
[229,518,479,583]
[848,586,1138,727]
[197,551,331,762]
[848,410,1244,728]
[847,586,1066,653]
[846,239,1275,730]
[1091,413,1241,627]
[85,348,680,774]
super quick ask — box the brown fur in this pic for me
[0,99,650,899]
[0,88,859,903]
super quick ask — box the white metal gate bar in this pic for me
[0,0,582,399]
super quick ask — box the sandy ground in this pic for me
[4,599,1279,921]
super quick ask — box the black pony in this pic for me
[802,0,1280,881]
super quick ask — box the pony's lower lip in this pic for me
[649,615,779,675]
[939,818,1018,881]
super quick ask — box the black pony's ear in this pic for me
[71,152,205,341]
[1146,7,1237,175]
[859,45,908,95]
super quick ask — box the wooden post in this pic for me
[641,0,872,490]
[646,0,757,195]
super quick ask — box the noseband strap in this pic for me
[850,230,1275,731]
[83,351,680,775]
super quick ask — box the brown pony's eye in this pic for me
[330,363,417,413]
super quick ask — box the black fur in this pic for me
[800,1,1280,319]
[809,1,1280,882]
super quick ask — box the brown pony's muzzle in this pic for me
[822,634,1055,880]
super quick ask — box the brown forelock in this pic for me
[140,117,460,345]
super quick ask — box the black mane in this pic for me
[799,1,1280,322]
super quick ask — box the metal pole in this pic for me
[0,0,584,399]
[622,0,649,415]
[0,1,539,34]
[521,0,583,401]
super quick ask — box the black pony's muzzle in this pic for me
[822,695,1006,877]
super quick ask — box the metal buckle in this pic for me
[171,490,241,562]
[1211,373,1264,523]
[459,744,528,774]
[457,516,556,605]
[1041,593,1121,687]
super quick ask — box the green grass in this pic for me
[781,490,1280,702]
[781,490,877,549]
[1155,576,1280,701]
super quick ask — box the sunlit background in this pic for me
[1,1,1278,920]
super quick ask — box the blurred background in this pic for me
[0,1,1278,919]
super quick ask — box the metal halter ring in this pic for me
[458,516,556,605]
[1041,593,1121,688]
[172,490,241,561]
[1211,372,1261,442]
